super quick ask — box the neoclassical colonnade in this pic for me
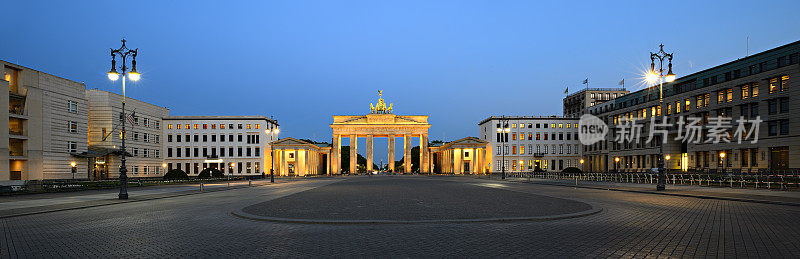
[330,113,430,174]
[270,137,331,176]
[429,137,490,174]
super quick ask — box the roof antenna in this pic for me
[746,36,750,57]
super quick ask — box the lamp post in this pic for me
[107,38,140,200]
[646,43,676,191]
[267,127,279,182]
[614,157,620,173]
[229,162,235,188]
[495,117,510,179]
[719,152,726,173]
[70,162,77,179]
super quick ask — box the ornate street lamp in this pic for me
[267,127,279,182]
[495,116,510,179]
[70,161,77,179]
[107,38,139,200]
[646,43,676,191]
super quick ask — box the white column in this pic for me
[350,135,357,174]
[388,136,395,172]
[366,135,374,173]
[404,134,411,173]
[420,134,428,173]
[282,149,289,176]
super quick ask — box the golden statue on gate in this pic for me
[370,90,393,114]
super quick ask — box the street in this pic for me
[2,176,800,257]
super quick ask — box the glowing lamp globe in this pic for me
[107,72,120,81]
[128,71,141,81]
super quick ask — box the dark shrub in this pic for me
[163,169,188,180]
[562,167,582,174]
[198,168,223,178]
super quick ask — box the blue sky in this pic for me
[3,0,799,164]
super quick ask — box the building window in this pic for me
[203,124,208,129]
[726,88,733,102]
[780,120,790,135]
[768,99,778,115]
[781,75,789,91]
[168,124,173,129]
[68,141,77,153]
[69,121,78,133]
[770,78,779,93]
[768,121,778,136]
[68,101,78,114]
[741,85,749,99]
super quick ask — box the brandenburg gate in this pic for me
[330,91,430,174]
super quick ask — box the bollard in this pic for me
[200,182,204,192]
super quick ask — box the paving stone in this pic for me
[1,176,799,258]
[242,177,593,221]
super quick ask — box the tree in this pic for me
[562,167,582,174]
[395,146,421,172]
[340,146,380,173]
[198,168,224,178]
[163,169,188,180]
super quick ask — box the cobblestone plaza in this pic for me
[2,176,800,258]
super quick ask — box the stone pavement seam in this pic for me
[0,183,272,219]
[230,206,602,225]
[498,178,800,207]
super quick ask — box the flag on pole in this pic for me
[582,78,589,85]
[618,78,624,86]
[127,111,136,127]
[564,86,569,94]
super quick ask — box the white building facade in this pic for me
[478,116,582,172]
[163,116,278,176]
[2,60,89,181]
[86,89,169,179]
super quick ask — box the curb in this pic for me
[230,206,603,225]
[503,179,800,207]
[0,183,271,219]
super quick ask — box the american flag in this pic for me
[127,111,136,127]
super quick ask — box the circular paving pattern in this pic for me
[235,177,600,224]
